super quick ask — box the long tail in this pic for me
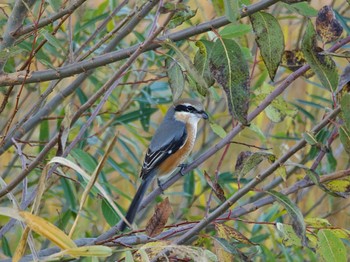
[120,178,152,231]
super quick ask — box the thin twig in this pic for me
[0,0,281,86]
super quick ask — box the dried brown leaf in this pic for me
[215,223,256,245]
[316,6,343,43]
[145,197,172,237]
[204,171,226,202]
[281,50,314,78]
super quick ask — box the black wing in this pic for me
[140,121,187,179]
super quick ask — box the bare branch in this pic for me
[0,0,36,72]
[13,0,87,38]
[0,0,280,86]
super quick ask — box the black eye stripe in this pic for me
[175,104,198,113]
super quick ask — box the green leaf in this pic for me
[1,236,12,257]
[267,190,307,246]
[194,40,215,87]
[282,2,318,17]
[48,0,62,12]
[210,122,227,139]
[336,63,350,96]
[101,198,120,227]
[220,24,252,38]
[139,87,153,132]
[305,218,331,228]
[317,229,347,262]
[39,119,49,152]
[301,20,339,92]
[324,179,350,195]
[276,223,302,247]
[162,3,196,29]
[42,30,64,51]
[265,105,285,123]
[250,12,284,80]
[71,148,97,174]
[213,237,240,255]
[224,0,240,23]
[125,251,135,262]
[60,177,77,210]
[166,58,185,101]
[340,93,350,131]
[164,40,208,96]
[0,46,25,59]
[248,123,267,142]
[184,172,194,202]
[113,108,157,126]
[339,125,350,155]
[303,131,318,145]
[209,38,250,124]
[235,151,275,179]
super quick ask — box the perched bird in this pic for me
[120,98,208,231]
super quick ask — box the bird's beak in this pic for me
[201,111,209,120]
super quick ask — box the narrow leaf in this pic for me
[301,20,339,92]
[19,211,77,250]
[209,38,250,124]
[267,190,307,246]
[250,12,284,80]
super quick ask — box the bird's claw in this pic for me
[157,178,165,193]
[178,163,188,176]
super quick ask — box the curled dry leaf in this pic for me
[316,6,343,44]
[281,50,314,78]
[215,223,256,245]
[204,171,226,202]
[145,197,172,237]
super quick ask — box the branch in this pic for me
[173,107,341,245]
[0,0,159,155]
[12,0,87,38]
[0,0,280,86]
[0,0,36,72]
[94,34,350,242]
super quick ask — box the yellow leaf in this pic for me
[19,211,77,250]
[64,246,113,257]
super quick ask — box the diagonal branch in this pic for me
[94,35,350,242]
[13,0,87,38]
[173,106,341,245]
[0,0,280,86]
[0,0,36,72]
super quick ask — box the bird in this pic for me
[120,98,208,231]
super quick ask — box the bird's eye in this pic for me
[187,106,196,112]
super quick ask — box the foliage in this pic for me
[0,0,350,261]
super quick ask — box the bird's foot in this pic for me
[157,178,165,193]
[178,163,188,176]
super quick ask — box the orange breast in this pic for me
[158,122,197,176]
